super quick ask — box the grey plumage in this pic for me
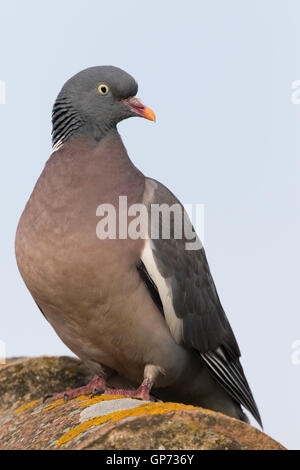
[15,66,262,427]
[141,178,262,426]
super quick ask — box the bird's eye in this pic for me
[98,84,109,95]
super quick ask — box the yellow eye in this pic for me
[98,84,109,95]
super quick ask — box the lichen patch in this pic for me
[56,401,197,447]
[14,400,39,414]
[79,398,149,423]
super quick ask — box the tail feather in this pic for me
[201,347,263,428]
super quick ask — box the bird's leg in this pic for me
[45,375,107,403]
[103,364,160,401]
[43,363,114,403]
[103,376,153,400]
[43,365,161,403]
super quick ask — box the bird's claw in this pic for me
[43,394,53,403]
[91,388,105,398]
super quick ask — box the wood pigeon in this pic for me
[15,66,262,427]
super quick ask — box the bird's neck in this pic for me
[46,132,145,215]
[51,95,118,151]
[51,131,144,188]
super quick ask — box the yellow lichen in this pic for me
[43,398,65,412]
[75,395,90,402]
[14,400,39,414]
[78,394,128,407]
[43,394,128,412]
[56,401,197,446]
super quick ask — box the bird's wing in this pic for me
[139,178,262,426]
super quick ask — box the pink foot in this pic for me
[104,377,152,401]
[45,376,106,402]
[44,376,154,403]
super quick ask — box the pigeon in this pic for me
[15,66,262,427]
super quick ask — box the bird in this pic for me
[15,66,262,427]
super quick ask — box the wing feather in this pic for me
[139,178,262,426]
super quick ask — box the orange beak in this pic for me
[142,105,156,122]
[122,97,156,122]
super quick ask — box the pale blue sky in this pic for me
[1,0,299,449]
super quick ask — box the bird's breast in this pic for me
[15,140,145,314]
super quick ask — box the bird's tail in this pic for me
[201,347,263,428]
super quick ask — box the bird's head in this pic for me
[52,66,155,150]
